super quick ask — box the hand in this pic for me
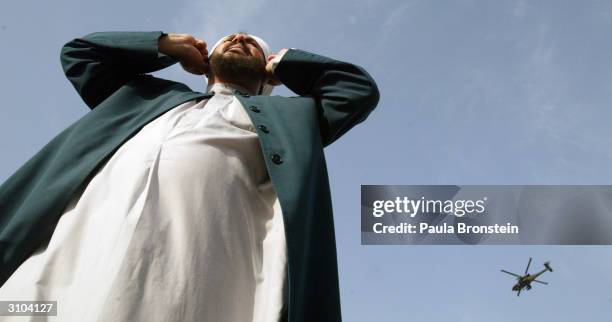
[265,48,289,86]
[158,33,209,75]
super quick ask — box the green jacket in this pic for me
[0,31,379,322]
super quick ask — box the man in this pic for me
[0,30,379,322]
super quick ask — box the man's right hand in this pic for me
[158,33,209,75]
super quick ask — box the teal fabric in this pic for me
[0,31,379,322]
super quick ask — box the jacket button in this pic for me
[270,154,283,164]
[249,105,260,113]
[258,125,269,133]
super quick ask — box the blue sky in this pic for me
[1,1,611,321]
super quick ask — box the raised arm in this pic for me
[60,31,181,109]
[272,49,380,147]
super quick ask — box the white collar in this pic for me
[206,82,254,96]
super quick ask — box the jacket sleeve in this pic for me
[60,31,178,109]
[273,49,380,147]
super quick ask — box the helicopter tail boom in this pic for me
[544,262,553,272]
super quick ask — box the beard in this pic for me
[209,51,266,85]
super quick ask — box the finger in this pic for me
[187,66,205,75]
[187,46,205,63]
[195,39,208,56]
[197,46,208,58]
[181,51,207,75]
[181,62,197,76]
[195,39,207,48]
[187,64,206,75]
[183,34,197,45]
[186,56,208,75]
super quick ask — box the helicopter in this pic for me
[501,257,553,296]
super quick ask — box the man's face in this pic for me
[209,33,267,84]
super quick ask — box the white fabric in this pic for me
[0,83,288,322]
[209,34,271,61]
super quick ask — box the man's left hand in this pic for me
[265,49,289,86]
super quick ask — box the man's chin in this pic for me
[210,53,265,81]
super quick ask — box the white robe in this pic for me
[0,83,288,322]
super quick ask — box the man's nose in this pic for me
[232,34,248,43]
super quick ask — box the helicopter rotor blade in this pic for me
[533,280,548,285]
[501,270,522,278]
[524,257,532,275]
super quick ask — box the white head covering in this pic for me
[207,33,274,96]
